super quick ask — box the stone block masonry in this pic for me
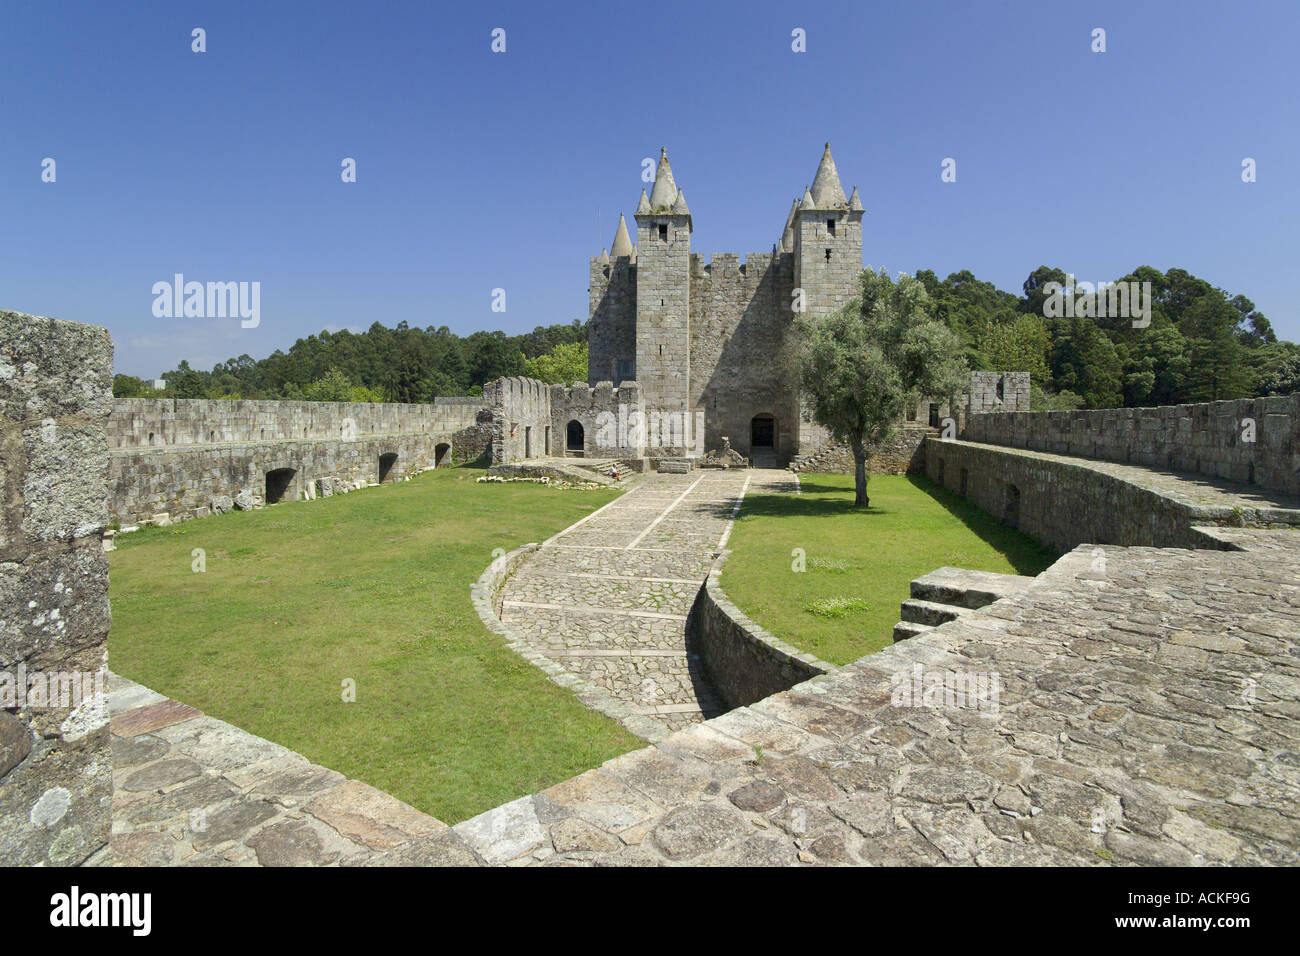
[108,396,487,527]
[0,309,113,865]
[964,393,1300,496]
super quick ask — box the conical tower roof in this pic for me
[672,189,690,215]
[799,184,816,210]
[636,188,651,215]
[599,247,609,265]
[648,147,678,210]
[611,213,633,257]
[810,142,847,208]
[780,198,798,252]
[848,184,863,212]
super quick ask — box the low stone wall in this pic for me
[963,394,1300,496]
[790,425,931,475]
[923,438,1248,553]
[110,432,449,527]
[106,397,489,526]
[688,552,833,709]
[110,396,482,449]
[0,309,112,865]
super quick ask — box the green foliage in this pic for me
[299,367,387,403]
[112,374,164,398]
[139,319,586,402]
[798,268,968,505]
[524,341,588,384]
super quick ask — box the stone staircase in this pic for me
[748,449,778,469]
[655,457,696,474]
[891,566,1037,642]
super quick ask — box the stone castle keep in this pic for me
[587,143,867,461]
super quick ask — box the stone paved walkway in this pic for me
[103,674,445,866]
[496,468,796,736]
[400,528,1299,867]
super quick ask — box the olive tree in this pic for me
[798,268,968,507]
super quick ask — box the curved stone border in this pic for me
[469,545,671,743]
[688,550,836,710]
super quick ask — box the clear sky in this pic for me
[3,0,1297,377]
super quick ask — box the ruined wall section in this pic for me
[963,394,1299,496]
[689,252,800,460]
[484,377,552,463]
[587,257,637,387]
[0,309,112,866]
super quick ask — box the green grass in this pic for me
[108,467,640,824]
[722,473,1058,666]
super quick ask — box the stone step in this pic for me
[748,450,778,469]
[655,457,695,474]
[909,566,1036,610]
[892,620,933,642]
[900,598,970,627]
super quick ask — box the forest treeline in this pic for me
[114,265,1299,408]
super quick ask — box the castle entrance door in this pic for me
[750,415,776,449]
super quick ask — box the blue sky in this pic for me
[3,0,1297,377]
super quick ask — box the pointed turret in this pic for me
[780,198,798,252]
[611,213,634,258]
[648,147,678,210]
[848,185,863,212]
[636,188,651,215]
[799,184,816,210]
[629,245,636,264]
[810,142,847,208]
[671,189,690,216]
[599,247,609,265]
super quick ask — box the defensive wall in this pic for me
[0,309,112,865]
[107,396,489,526]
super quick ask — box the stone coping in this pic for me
[693,549,836,706]
[938,438,1300,522]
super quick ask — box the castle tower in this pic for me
[634,148,693,450]
[794,143,863,316]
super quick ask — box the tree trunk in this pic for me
[852,440,869,507]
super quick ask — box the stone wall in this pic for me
[963,394,1300,496]
[550,380,646,459]
[923,438,1243,552]
[588,256,637,386]
[790,424,932,475]
[0,309,112,865]
[688,553,833,710]
[690,252,802,461]
[483,376,553,464]
[107,397,484,527]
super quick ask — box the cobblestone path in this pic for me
[497,468,796,736]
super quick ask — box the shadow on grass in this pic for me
[903,473,1058,575]
[736,471,1057,576]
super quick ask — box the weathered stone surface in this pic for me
[302,780,444,851]
[109,698,202,738]
[121,757,204,792]
[210,495,233,515]
[652,804,747,860]
[728,781,785,813]
[0,711,32,778]
[232,490,255,511]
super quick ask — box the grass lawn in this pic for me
[721,473,1058,666]
[108,467,641,824]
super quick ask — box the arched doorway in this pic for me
[435,443,451,468]
[378,452,398,483]
[750,415,776,450]
[566,420,584,455]
[265,468,295,504]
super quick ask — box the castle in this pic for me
[587,143,865,462]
